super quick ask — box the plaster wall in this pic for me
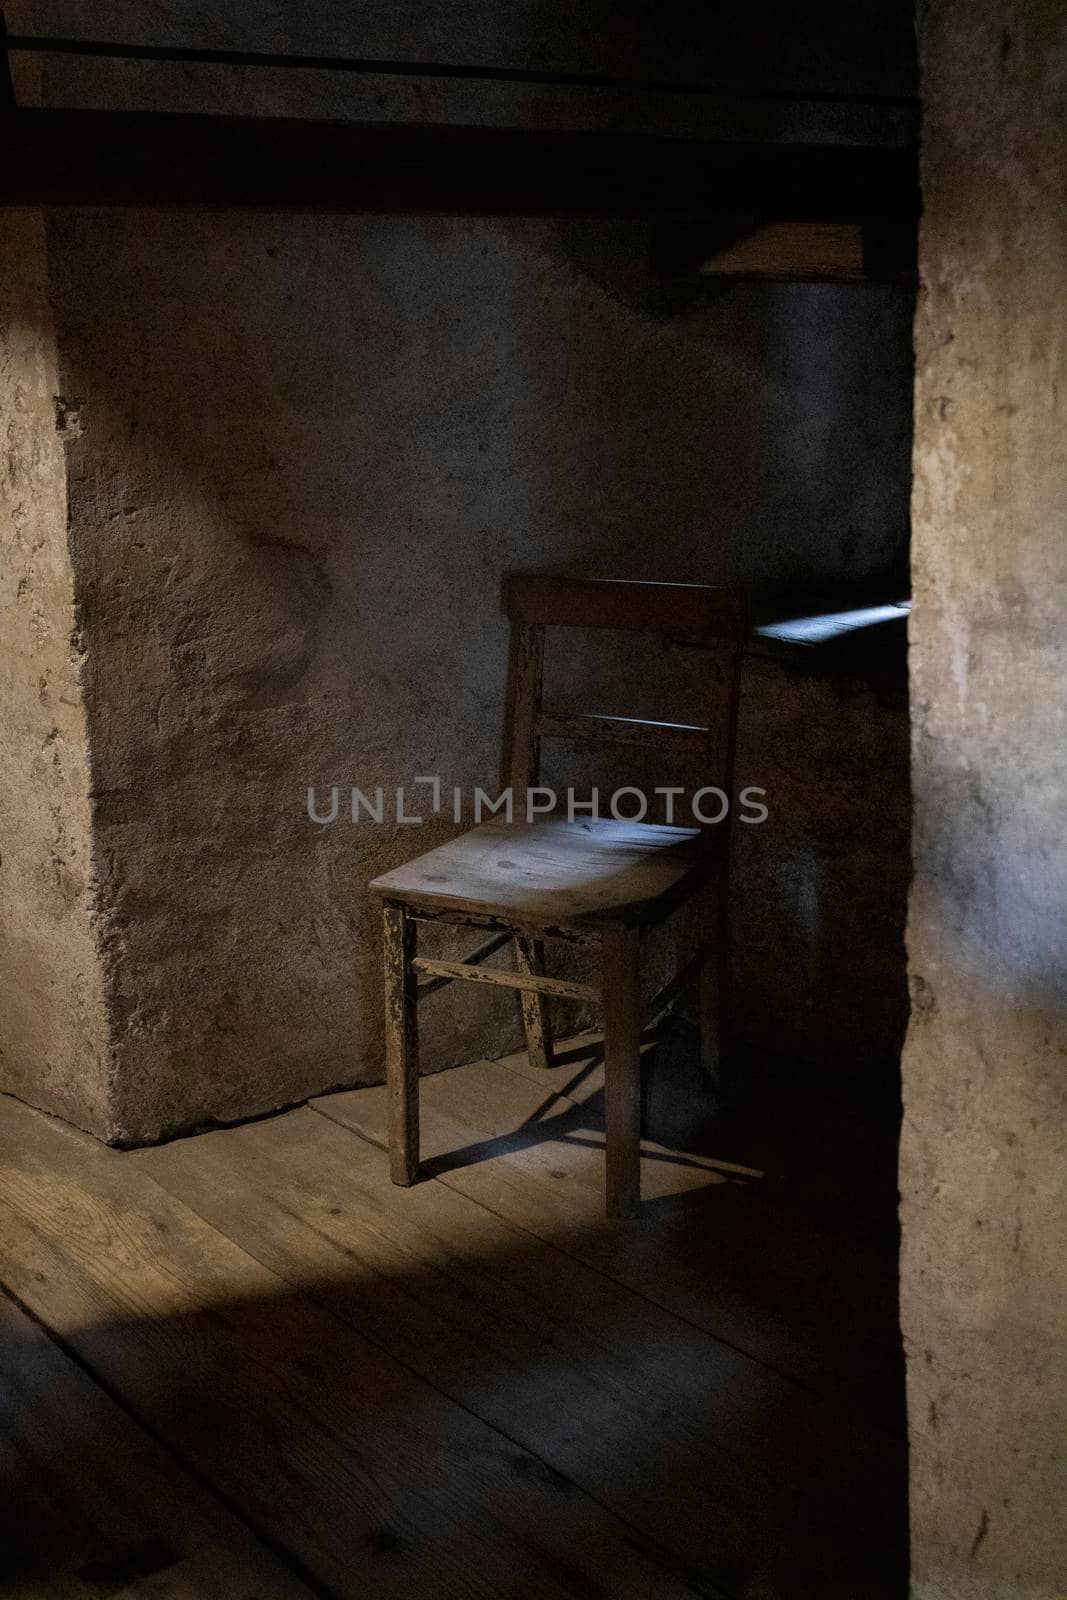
[902,2,1067,1593]
[38,206,913,1141]
[3,2,915,1139]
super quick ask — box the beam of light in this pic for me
[755,602,910,646]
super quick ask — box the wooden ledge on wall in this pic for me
[650,217,917,285]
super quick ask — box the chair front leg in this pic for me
[600,927,642,1219]
[383,901,419,1185]
[515,936,553,1074]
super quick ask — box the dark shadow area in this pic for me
[420,1019,906,1435]
[0,1035,907,1599]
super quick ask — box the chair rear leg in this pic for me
[601,927,641,1219]
[515,936,553,1074]
[699,875,729,1103]
[383,901,419,1184]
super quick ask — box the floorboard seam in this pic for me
[131,1155,738,1600]
[0,1278,339,1600]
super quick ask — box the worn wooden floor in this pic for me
[0,1026,906,1599]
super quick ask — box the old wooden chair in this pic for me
[369,575,749,1217]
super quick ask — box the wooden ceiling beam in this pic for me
[0,108,918,221]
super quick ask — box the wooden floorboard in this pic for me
[134,1105,903,1599]
[0,1034,906,1600]
[312,1034,904,1433]
[0,1288,315,1600]
[0,1094,717,1600]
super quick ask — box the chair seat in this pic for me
[369,816,719,931]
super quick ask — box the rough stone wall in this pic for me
[902,2,1067,1594]
[3,2,915,1141]
[41,207,913,1141]
[0,210,113,1135]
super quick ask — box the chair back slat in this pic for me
[501,575,749,827]
[506,573,746,636]
[535,712,709,754]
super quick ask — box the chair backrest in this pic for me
[501,575,749,826]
